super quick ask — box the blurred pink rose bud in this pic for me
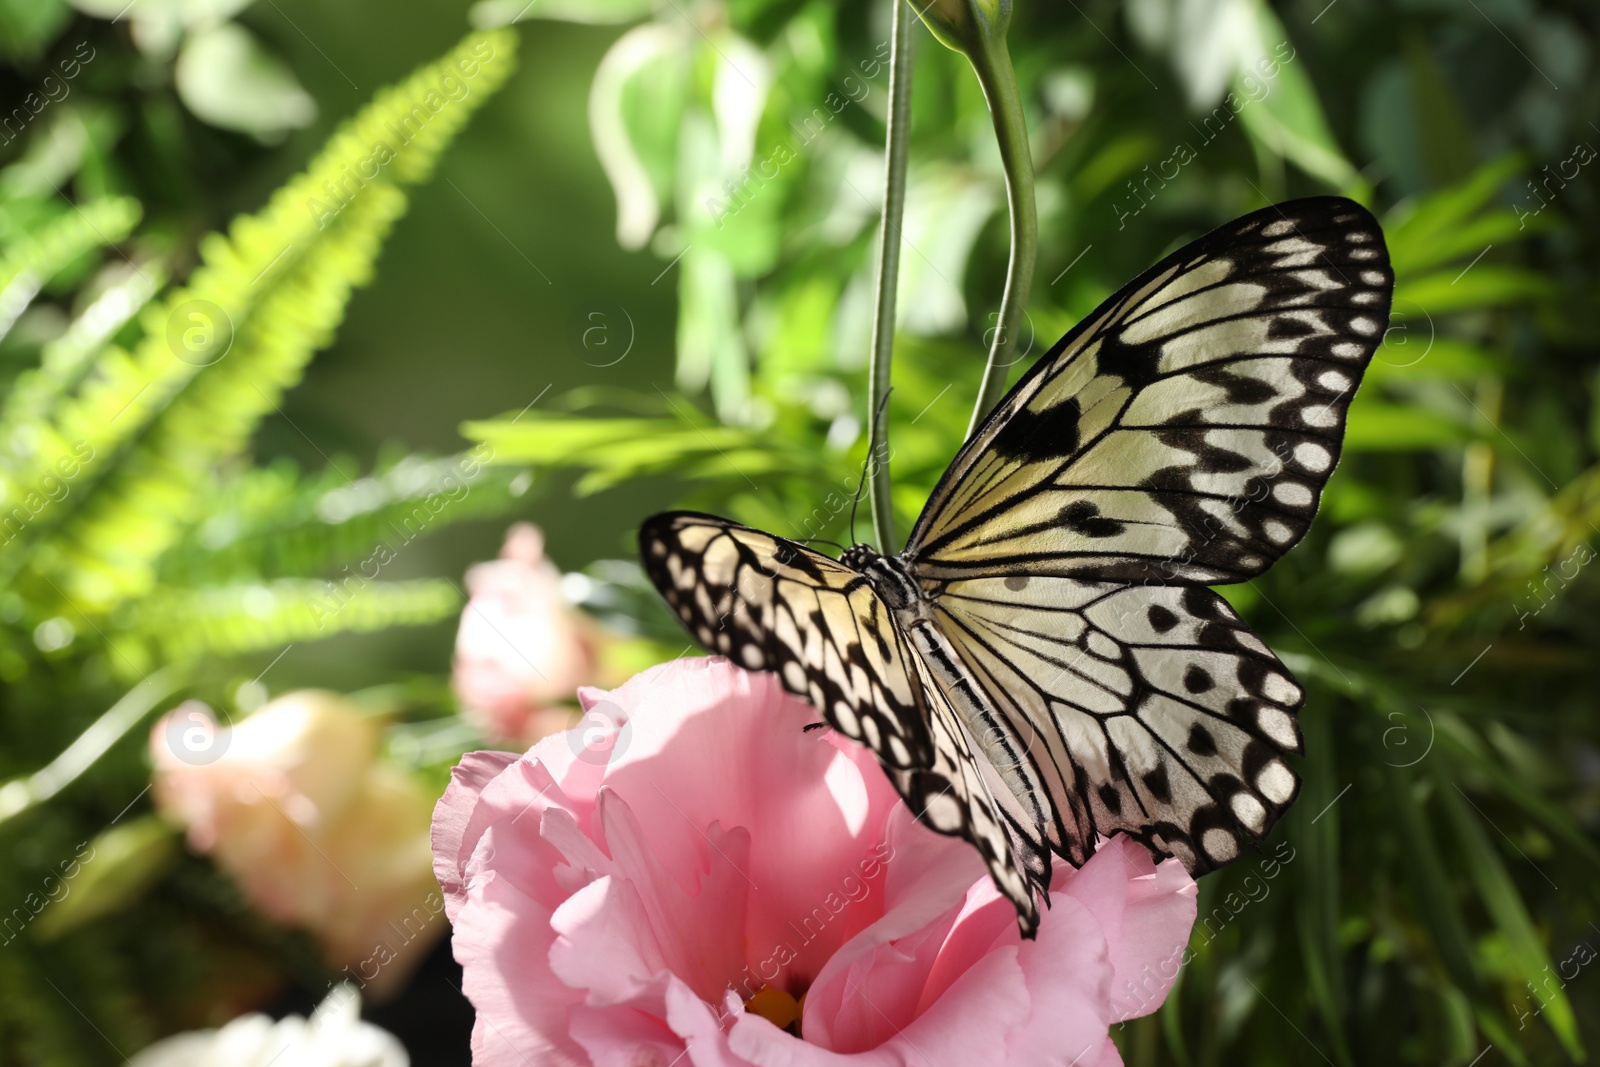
[151,691,444,998]
[452,523,597,743]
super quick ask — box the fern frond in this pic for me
[0,197,141,342]
[133,578,464,660]
[463,406,827,494]
[0,264,164,453]
[15,30,518,612]
[159,451,527,584]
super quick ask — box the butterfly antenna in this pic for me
[793,536,846,553]
[850,387,893,546]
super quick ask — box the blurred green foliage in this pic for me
[0,23,525,1063]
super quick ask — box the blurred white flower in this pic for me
[130,984,405,1067]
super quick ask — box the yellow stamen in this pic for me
[745,987,803,1034]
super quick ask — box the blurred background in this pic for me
[0,0,1596,1063]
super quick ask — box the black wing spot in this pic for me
[1147,605,1179,633]
[1183,665,1215,694]
[1098,782,1123,815]
[1142,764,1172,805]
[991,396,1081,463]
[1187,723,1217,756]
[1004,575,1031,592]
[1183,587,1222,618]
[1061,500,1126,538]
[1195,366,1276,406]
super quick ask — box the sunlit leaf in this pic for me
[470,0,655,27]
[1344,401,1470,450]
[1392,266,1547,318]
[174,22,316,138]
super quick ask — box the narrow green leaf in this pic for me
[1436,777,1582,1059]
[1434,713,1600,872]
[1393,267,1547,318]
[1365,337,1502,384]
[1381,764,1480,996]
[1343,402,1470,451]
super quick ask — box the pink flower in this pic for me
[433,657,1197,1066]
[151,691,444,997]
[453,523,598,743]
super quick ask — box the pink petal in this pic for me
[584,659,904,986]
[432,750,518,924]
[1007,888,1115,1065]
[453,872,586,1067]
[1060,837,1196,1022]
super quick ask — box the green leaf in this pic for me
[470,0,656,26]
[1437,778,1582,1059]
[159,452,526,585]
[1382,156,1527,265]
[1386,209,1547,280]
[32,816,178,940]
[678,247,752,421]
[136,577,464,659]
[1381,764,1480,997]
[0,197,141,345]
[1401,32,1476,188]
[14,29,519,615]
[1365,337,1502,384]
[174,22,317,138]
[588,23,691,250]
[0,267,164,459]
[1232,3,1360,192]
[1392,266,1547,319]
[1434,713,1600,872]
[1293,700,1353,1065]
[1343,401,1470,451]
[0,0,70,62]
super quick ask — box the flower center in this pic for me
[744,987,804,1037]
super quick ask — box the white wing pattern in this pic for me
[639,197,1391,936]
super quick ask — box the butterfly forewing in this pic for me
[907,197,1392,584]
[638,513,932,768]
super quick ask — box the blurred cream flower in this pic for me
[150,691,443,997]
[129,984,405,1067]
[452,523,599,743]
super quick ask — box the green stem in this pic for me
[0,667,182,827]
[866,0,916,554]
[965,37,1035,439]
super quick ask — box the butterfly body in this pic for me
[640,197,1394,935]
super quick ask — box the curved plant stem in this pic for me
[0,667,182,827]
[866,0,916,554]
[964,37,1035,439]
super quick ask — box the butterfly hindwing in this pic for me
[907,197,1392,585]
[930,577,1303,874]
[638,512,932,768]
[894,649,1044,930]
